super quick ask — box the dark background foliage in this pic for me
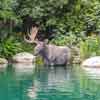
[0,0,100,58]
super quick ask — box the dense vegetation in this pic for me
[0,0,100,59]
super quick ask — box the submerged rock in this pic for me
[12,52,35,63]
[82,56,100,67]
[0,58,8,64]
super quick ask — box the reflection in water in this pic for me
[31,65,100,100]
[0,64,7,70]
[0,64,35,100]
[27,85,37,98]
[12,63,35,78]
[34,66,72,90]
[34,66,79,100]
[82,67,100,79]
[0,64,100,100]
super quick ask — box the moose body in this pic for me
[34,42,71,65]
[24,26,71,65]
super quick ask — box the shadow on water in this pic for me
[0,64,100,100]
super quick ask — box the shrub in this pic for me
[0,36,23,58]
[80,36,100,60]
[50,34,79,46]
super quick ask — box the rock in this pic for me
[70,46,81,64]
[72,56,81,64]
[12,52,35,63]
[70,46,80,56]
[82,56,100,67]
[0,58,8,64]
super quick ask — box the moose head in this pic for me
[24,25,48,56]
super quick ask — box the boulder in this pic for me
[12,52,35,63]
[72,56,81,64]
[82,56,100,67]
[0,58,8,64]
[70,46,81,64]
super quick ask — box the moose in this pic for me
[24,26,72,65]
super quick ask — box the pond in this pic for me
[0,64,100,100]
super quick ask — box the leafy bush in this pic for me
[80,36,100,60]
[0,34,36,59]
[50,33,81,46]
[0,36,23,58]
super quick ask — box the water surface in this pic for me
[0,64,100,100]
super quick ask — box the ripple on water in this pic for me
[0,65,100,100]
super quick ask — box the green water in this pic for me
[0,64,100,100]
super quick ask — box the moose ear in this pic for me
[44,39,49,44]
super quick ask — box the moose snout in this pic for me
[34,49,39,56]
[34,51,38,56]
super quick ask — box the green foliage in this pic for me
[0,37,23,58]
[35,56,43,65]
[80,36,100,60]
[16,0,68,17]
[51,33,81,46]
[0,35,35,59]
[0,0,100,59]
[0,0,17,20]
[15,0,100,35]
[0,0,100,35]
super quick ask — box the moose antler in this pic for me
[24,26,39,43]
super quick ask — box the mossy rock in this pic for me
[70,46,80,56]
